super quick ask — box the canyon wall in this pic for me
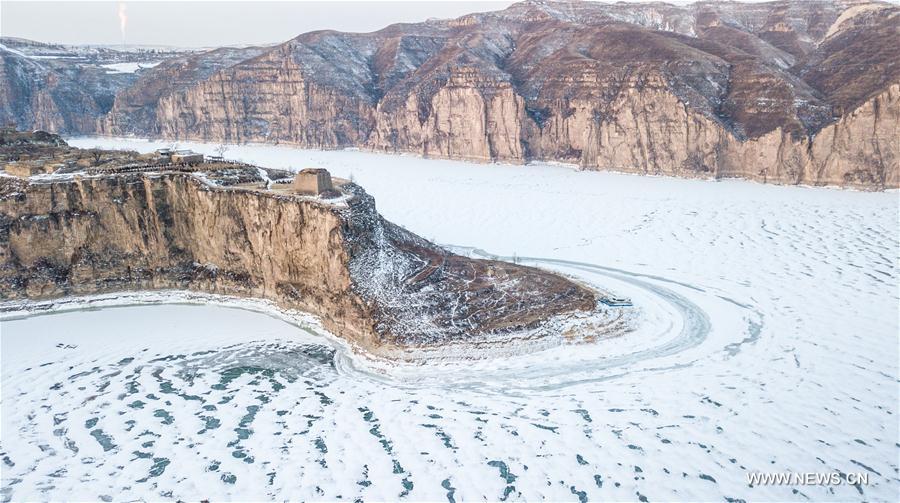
[115,63,896,189]
[0,50,106,134]
[5,0,898,189]
[0,174,377,347]
[807,83,899,188]
[368,69,527,163]
[149,45,376,147]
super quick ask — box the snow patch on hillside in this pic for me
[100,61,161,73]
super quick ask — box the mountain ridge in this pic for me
[1,0,897,188]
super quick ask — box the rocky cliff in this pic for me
[5,0,899,189]
[0,37,157,133]
[0,49,107,133]
[0,138,601,357]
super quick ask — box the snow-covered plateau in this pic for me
[1,137,897,501]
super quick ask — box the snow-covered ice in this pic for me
[99,61,161,73]
[2,137,898,501]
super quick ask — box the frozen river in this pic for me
[2,137,898,501]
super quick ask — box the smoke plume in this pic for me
[118,3,128,46]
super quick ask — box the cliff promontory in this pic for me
[0,133,608,358]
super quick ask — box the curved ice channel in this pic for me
[1,254,823,503]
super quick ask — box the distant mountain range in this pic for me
[1,0,897,189]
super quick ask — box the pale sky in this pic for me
[1,1,518,48]
[0,0,828,48]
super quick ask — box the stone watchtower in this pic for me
[292,168,333,195]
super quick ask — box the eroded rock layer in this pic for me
[4,0,898,188]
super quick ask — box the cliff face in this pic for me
[0,40,144,134]
[5,0,899,189]
[0,174,376,343]
[807,83,899,188]
[0,149,598,354]
[558,75,898,188]
[152,45,375,147]
[368,69,527,163]
[97,46,277,139]
[0,50,104,133]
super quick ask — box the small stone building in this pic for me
[292,168,333,195]
[171,150,204,165]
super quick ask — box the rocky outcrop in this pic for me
[98,46,282,140]
[0,44,139,134]
[152,45,375,147]
[0,173,374,338]
[544,75,898,187]
[5,0,899,189]
[0,139,599,356]
[807,83,899,188]
[0,50,101,133]
[369,68,526,162]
